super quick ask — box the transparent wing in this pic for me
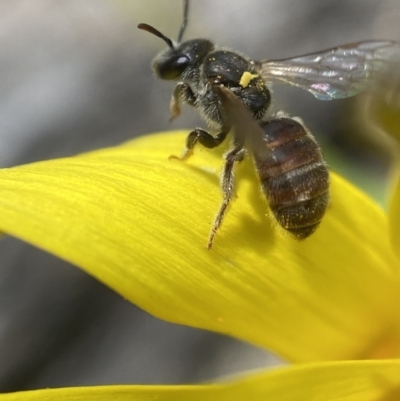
[213,85,269,157]
[261,40,400,100]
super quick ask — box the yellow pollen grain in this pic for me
[240,71,259,88]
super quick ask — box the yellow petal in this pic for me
[363,64,400,143]
[1,360,400,401]
[389,172,400,261]
[0,132,399,362]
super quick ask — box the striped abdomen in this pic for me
[254,117,329,239]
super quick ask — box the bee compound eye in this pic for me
[157,55,190,80]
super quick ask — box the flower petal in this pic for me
[1,360,400,401]
[363,62,400,143]
[389,172,400,261]
[0,132,399,362]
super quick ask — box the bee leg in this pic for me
[170,128,229,161]
[207,143,246,250]
[169,82,196,122]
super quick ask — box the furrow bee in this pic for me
[138,1,400,249]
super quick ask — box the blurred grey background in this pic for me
[0,0,399,392]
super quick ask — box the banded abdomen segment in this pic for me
[254,117,329,239]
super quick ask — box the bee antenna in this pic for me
[137,23,174,49]
[177,0,189,42]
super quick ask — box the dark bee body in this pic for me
[138,3,399,249]
[257,118,329,239]
[199,51,271,125]
[152,37,271,129]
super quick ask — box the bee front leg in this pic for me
[170,128,229,161]
[169,82,196,122]
[207,143,246,250]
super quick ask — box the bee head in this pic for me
[138,23,213,81]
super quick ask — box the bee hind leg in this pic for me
[207,143,246,250]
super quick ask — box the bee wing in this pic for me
[213,84,269,158]
[261,40,400,100]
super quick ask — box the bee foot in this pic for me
[168,149,193,161]
[169,100,181,122]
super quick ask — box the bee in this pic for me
[138,1,399,249]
